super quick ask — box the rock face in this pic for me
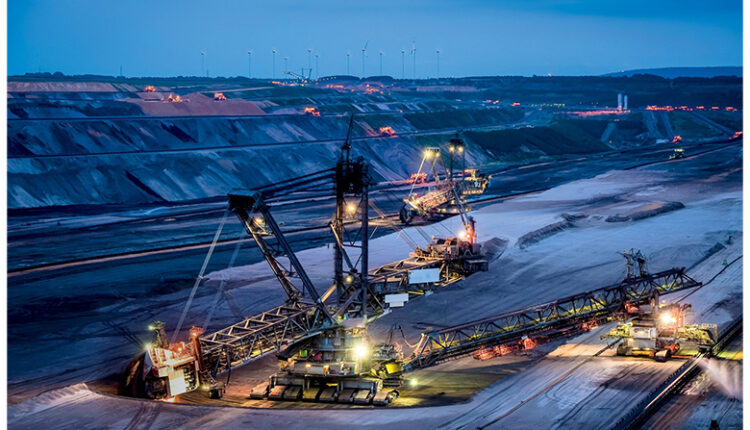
[7,114,482,208]
[6,109,617,208]
[6,96,533,209]
[20,72,740,209]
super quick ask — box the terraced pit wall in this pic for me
[9,108,606,209]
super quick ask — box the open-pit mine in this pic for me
[7,73,743,429]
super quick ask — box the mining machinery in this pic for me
[408,172,427,184]
[449,133,490,196]
[122,115,489,405]
[286,70,314,86]
[248,121,487,405]
[250,123,404,405]
[123,180,713,405]
[668,135,685,160]
[399,146,461,224]
[404,252,708,370]
[303,106,321,116]
[606,301,717,361]
[379,126,397,137]
[132,168,339,400]
[669,148,685,160]
[399,135,489,225]
[409,194,486,276]
[460,169,491,196]
[121,118,714,407]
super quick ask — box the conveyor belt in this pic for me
[405,268,701,369]
[199,251,472,375]
[199,301,328,375]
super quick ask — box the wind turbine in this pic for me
[379,51,383,75]
[201,51,206,77]
[361,40,368,78]
[247,51,253,79]
[346,52,350,75]
[401,49,405,79]
[272,49,277,78]
[315,53,319,79]
[436,49,440,78]
[411,41,416,79]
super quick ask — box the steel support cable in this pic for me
[398,325,420,348]
[415,222,451,244]
[413,225,433,243]
[382,187,409,206]
[408,155,428,197]
[676,254,742,303]
[368,200,418,249]
[380,186,431,243]
[202,234,246,330]
[170,209,229,344]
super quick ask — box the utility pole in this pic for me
[248,50,253,79]
[379,51,383,75]
[272,49,276,79]
[401,49,405,79]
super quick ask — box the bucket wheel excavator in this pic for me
[399,134,489,225]
[121,115,446,405]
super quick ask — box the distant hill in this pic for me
[603,66,742,78]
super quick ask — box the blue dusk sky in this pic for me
[8,0,742,78]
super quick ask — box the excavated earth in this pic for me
[7,141,742,429]
[7,77,743,429]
